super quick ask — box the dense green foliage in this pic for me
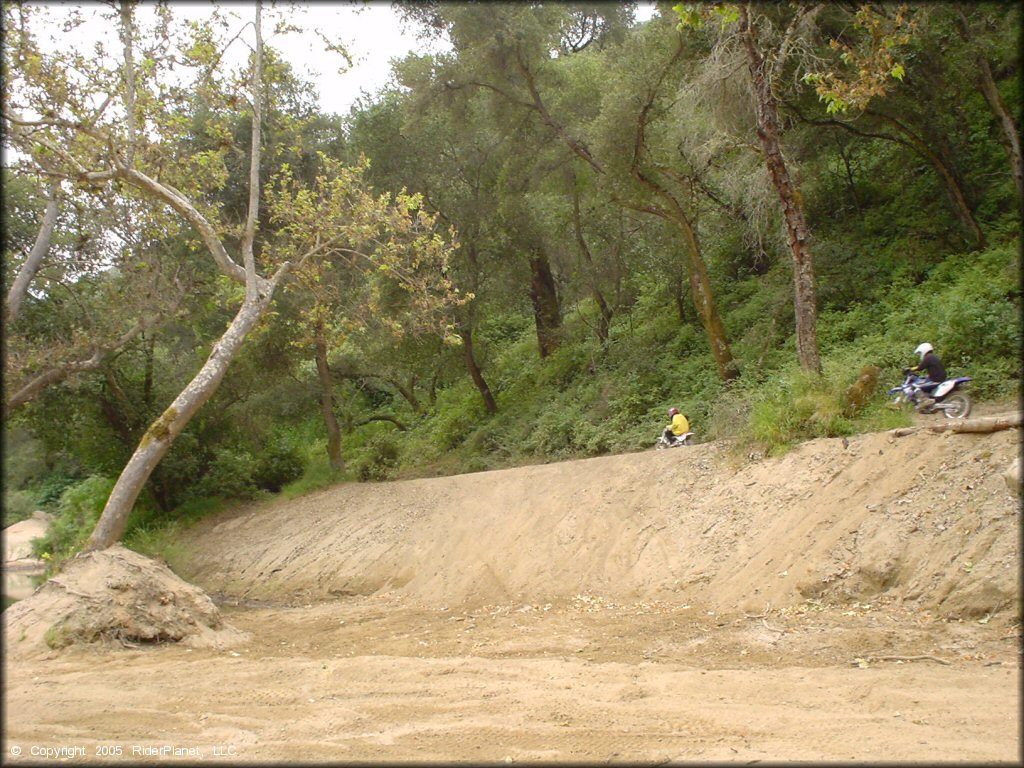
[3,3,1020,561]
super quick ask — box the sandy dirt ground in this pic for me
[3,406,1021,764]
[4,513,49,602]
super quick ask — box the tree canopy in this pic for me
[3,2,1019,560]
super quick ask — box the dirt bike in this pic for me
[889,371,973,419]
[655,431,694,449]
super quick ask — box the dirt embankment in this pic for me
[180,425,1020,619]
[3,416,1020,764]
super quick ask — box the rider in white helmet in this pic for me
[905,342,947,407]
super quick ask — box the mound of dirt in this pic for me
[3,545,248,658]
[180,419,1021,620]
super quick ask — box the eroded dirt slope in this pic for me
[181,425,1020,619]
[4,417,1020,764]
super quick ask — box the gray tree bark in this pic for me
[86,1,284,551]
[86,288,279,548]
[6,181,60,323]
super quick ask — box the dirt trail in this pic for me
[3,414,1021,763]
[4,513,50,602]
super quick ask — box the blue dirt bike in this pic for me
[889,370,973,419]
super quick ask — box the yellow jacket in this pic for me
[669,412,690,436]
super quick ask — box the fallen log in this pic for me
[891,413,1022,437]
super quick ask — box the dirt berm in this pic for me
[181,424,1020,619]
[5,418,1020,763]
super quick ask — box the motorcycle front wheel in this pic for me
[942,393,972,419]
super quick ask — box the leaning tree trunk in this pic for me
[626,54,737,381]
[739,4,822,375]
[85,291,276,550]
[669,203,738,381]
[314,319,344,472]
[86,0,277,552]
[459,322,497,414]
[975,57,1023,205]
[957,12,1023,206]
[528,250,562,358]
[634,187,737,381]
[641,183,737,380]
[6,180,59,324]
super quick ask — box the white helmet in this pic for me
[914,342,933,360]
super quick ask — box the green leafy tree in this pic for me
[402,3,740,379]
[675,2,825,373]
[271,155,468,469]
[4,2,462,550]
[347,87,514,413]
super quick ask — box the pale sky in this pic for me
[277,1,658,116]
[269,1,449,116]
[19,1,658,117]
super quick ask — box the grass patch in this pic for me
[281,454,344,498]
[123,521,189,570]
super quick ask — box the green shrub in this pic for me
[167,495,230,525]
[156,431,205,508]
[523,407,576,456]
[282,452,344,499]
[706,385,753,442]
[3,490,38,528]
[36,471,82,511]
[354,433,400,481]
[608,385,654,425]
[570,420,612,456]
[425,386,487,451]
[932,246,1020,361]
[749,396,801,451]
[32,475,115,560]
[199,448,259,500]
[463,425,505,456]
[535,344,593,390]
[123,520,187,568]
[273,427,346,493]
[734,364,862,455]
[254,440,305,493]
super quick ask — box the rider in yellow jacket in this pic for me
[663,407,690,443]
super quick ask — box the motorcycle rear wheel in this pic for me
[942,393,972,419]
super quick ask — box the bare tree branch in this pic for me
[6,180,61,323]
[5,313,159,416]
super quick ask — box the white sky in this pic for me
[265,1,449,116]
[19,1,658,117]
[274,1,658,115]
